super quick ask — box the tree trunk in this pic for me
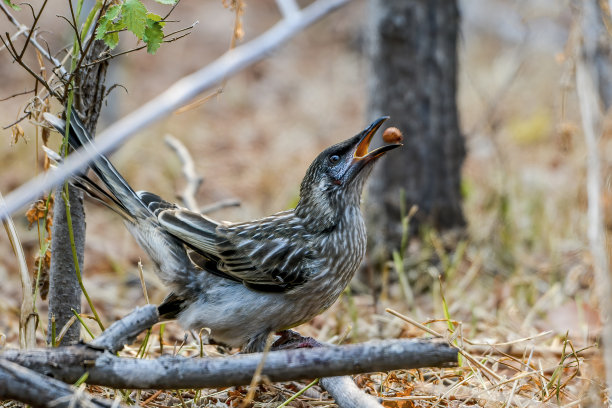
[47,39,109,346]
[366,0,465,258]
[47,186,86,345]
[576,0,612,398]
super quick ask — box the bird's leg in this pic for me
[271,329,322,350]
[272,329,302,346]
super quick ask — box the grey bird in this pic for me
[44,112,401,352]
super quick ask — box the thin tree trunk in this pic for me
[47,39,109,346]
[366,0,465,258]
[47,186,86,345]
[575,0,612,399]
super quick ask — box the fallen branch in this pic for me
[0,358,123,408]
[89,304,159,353]
[270,330,385,407]
[97,307,388,408]
[2,338,456,389]
[1,305,455,407]
[320,376,383,408]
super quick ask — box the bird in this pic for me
[44,112,401,352]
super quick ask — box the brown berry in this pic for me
[382,127,403,144]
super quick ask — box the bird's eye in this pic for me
[329,154,340,164]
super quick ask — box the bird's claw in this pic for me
[271,329,322,350]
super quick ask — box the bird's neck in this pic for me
[295,188,362,233]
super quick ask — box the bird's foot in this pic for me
[271,329,322,351]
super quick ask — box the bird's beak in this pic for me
[351,116,401,167]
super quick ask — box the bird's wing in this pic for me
[158,209,221,255]
[157,292,188,320]
[158,209,315,290]
[137,191,179,215]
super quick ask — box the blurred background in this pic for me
[1,0,610,403]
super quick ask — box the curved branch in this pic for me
[164,135,203,211]
[89,305,159,353]
[18,0,48,59]
[1,339,457,389]
[320,376,383,408]
[0,359,124,408]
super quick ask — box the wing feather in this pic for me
[158,208,315,290]
[158,209,220,255]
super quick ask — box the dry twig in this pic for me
[0,358,124,408]
[89,305,159,354]
[164,135,203,211]
[0,192,37,350]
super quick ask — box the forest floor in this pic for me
[0,0,610,406]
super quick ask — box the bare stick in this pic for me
[0,0,352,219]
[17,0,48,60]
[89,305,159,353]
[165,134,241,213]
[0,23,27,53]
[2,339,456,389]
[320,376,383,408]
[0,192,37,350]
[0,87,35,101]
[164,135,203,211]
[0,1,67,77]
[0,358,123,408]
[200,198,240,214]
[0,33,59,97]
[276,0,300,19]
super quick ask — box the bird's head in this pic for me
[295,116,401,230]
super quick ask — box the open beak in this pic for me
[352,116,402,165]
[339,116,402,184]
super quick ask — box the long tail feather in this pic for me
[44,111,202,291]
[43,144,134,220]
[43,112,151,220]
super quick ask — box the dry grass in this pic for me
[0,0,609,406]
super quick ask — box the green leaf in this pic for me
[146,12,162,22]
[95,23,107,40]
[146,12,165,27]
[95,4,121,40]
[143,18,163,54]
[154,0,177,4]
[3,0,20,11]
[99,20,124,49]
[121,0,147,40]
[102,31,119,49]
[105,4,122,21]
